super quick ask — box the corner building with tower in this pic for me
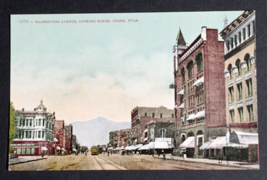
[172,27,227,157]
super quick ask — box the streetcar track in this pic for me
[92,155,122,170]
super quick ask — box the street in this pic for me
[9,153,245,170]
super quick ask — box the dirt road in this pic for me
[9,153,243,171]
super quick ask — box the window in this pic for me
[229,87,234,102]
[187,61,194,79]
[26,119,28,126]
[238,107,243,122]
[227,64,232,79]
[243,28,246,40]
[230,37,234,49]
[246,79,253,97]
[152,113,155,118]
[172,113,174,118]
[145,113,147,116]
[235,59,241,75]
[237,83,242,100]
[42,131,44,138]
[248,24,251,37]
[39,119,41,126]
[226,40,230,51]
[38,131,41,138]
[28,131,31,138]
[247,105,254,122]
[23,119,25,126]
[196,53,203,72]
[29,120,32,126]
[159,129,166,138]
[27,148,31,154]
[43,119,45,126]
[17,148,21,154]
[245,54,251,71]
[238,31,242,43]
[31,148,35,154]
[234,34,237,46]
[22,148,25,154]
[181,68,185,82]
[230,110,235,123]
[160,113,163,118]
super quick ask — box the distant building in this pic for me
[117,128,131,147]
[54,120,65,153]
[131,106,175,144]
[72,135,77,151]
[109,130,119,148]
[11,101,56,156]
[147,121,175,142]
[64,125,73,153]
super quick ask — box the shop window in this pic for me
[26,148,31,154]
[22,148,25,154]
[31,148,35,154]
[17,148,21,154]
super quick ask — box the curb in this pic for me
[154,156,258,169]
[9,157,47,165]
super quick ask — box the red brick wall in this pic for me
[204,29,226,127]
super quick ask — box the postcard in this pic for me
[9,11,259,171]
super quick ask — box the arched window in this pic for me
[244,53,251,71]
[235,59,241,75]
[181,135,186,143]
[187,61,194,79]
[187,131,195,137]
[196,53,203,72]
[196,130,203,135]
[181,67,185,82]
[227,64,232,79]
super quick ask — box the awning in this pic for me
[139,144,150,150]
[144,129,148,133]
[207,136,249,149]
[72,148,77,152]
[62,148,66,151]
[107,147,113,150]
[134,139,137,142]
[193,77,204,86]
[56,146,61,150]
[120,146,125,150]
[143,137,148,142]
[41,147,48,151]
[186,114,196,121]
[181,117,185,122]
[148,142,155,149]
[194,110,205,119]
[178,103,184,109]
[53,138,58,142]
[155,138,173,142]
[178,89,184,95]
[154,142,174,149]
[207,136,227,149]
[199,140,213,150]
[179,137,195,148]
[230,131,258,145]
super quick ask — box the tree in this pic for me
[9,102,19,152]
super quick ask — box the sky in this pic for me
[11,11,242,123]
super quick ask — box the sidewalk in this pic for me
[9,156,47,165]
[155,154,259,169]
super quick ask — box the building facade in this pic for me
[173,27,227,156]
[54,120,65,153]
[220,10,258,162]
[11,101,56,156]
[220,10,257,133]
[64,125,73,153]
[131,106,175,144]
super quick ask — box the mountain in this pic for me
[70,116,130,148]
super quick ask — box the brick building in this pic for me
[131,106,175,144]
[117,128,131,147]
[54,120,65,153]
[172,27,227,156]
[109,130,119,148]
[147,121,175,142]
[64,125,73,153]
[220,10,258,162]
[11,101,56,156]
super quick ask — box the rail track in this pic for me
[92,155,125,170]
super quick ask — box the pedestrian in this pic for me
[108,151,109,156]
[162,150,166,160]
